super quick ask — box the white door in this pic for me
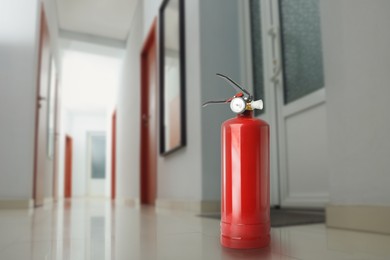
[87,132,107,197]
[240,0,329,208]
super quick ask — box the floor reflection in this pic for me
[0,199,389,259]
[63,200,70,260]
[32,199,114,260]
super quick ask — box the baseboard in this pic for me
[44,197,53,207]
[0,199,34,209]
[326,205,390,235]
[156,199,220,213]
[115,197,140,207]
[282,194,329,208]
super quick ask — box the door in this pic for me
[241,0,329,207]
[140,20,158,205]
[64,135,73,199]
[33,7,51,207]
[88,133,107,197]
[111,111,117,200]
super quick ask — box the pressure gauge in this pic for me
[230,97,246,114]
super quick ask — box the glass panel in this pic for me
[280,0,324,104]
[91,135,106,179]
[249,0,265,115]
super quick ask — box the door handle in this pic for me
[37,96,46,109]
[270,61,281,84]
[142,114,150,126]
[268,26,283,85]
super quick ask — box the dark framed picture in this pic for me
[159,0,186,155]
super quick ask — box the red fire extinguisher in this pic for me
[203,73,270,249]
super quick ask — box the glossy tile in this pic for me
[0,199,389,260]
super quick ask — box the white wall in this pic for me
[66,113,106,197]
[199,0,243,201]
[322,0,390,206]
[0,0,40,200]
[116,1,144,201]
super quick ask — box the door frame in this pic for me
[238,0,280,207]
[64,135,73,199]
[33,5,50,207]
[140,19,158,205]
[111,110,117,200]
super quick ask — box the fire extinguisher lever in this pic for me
[202,100,228,107]
[216,73,253,102]
[202,92,245,107]
[202,73,263,114]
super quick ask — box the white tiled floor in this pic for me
[0,199,389,260]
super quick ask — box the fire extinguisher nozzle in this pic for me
[251,100,264,110]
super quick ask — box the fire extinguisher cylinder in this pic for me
[202,73,270,249]
[221,110,270,249]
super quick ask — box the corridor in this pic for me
[0,199,389,260]
[2,0,390,259]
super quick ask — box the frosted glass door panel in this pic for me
[279,0,324,104]
[91,135,106,179]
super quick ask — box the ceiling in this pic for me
[56,0,138,41]
[55,0,133,115]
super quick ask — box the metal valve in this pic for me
[202,73,263,114]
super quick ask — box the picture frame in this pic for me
[159,0,186,155]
